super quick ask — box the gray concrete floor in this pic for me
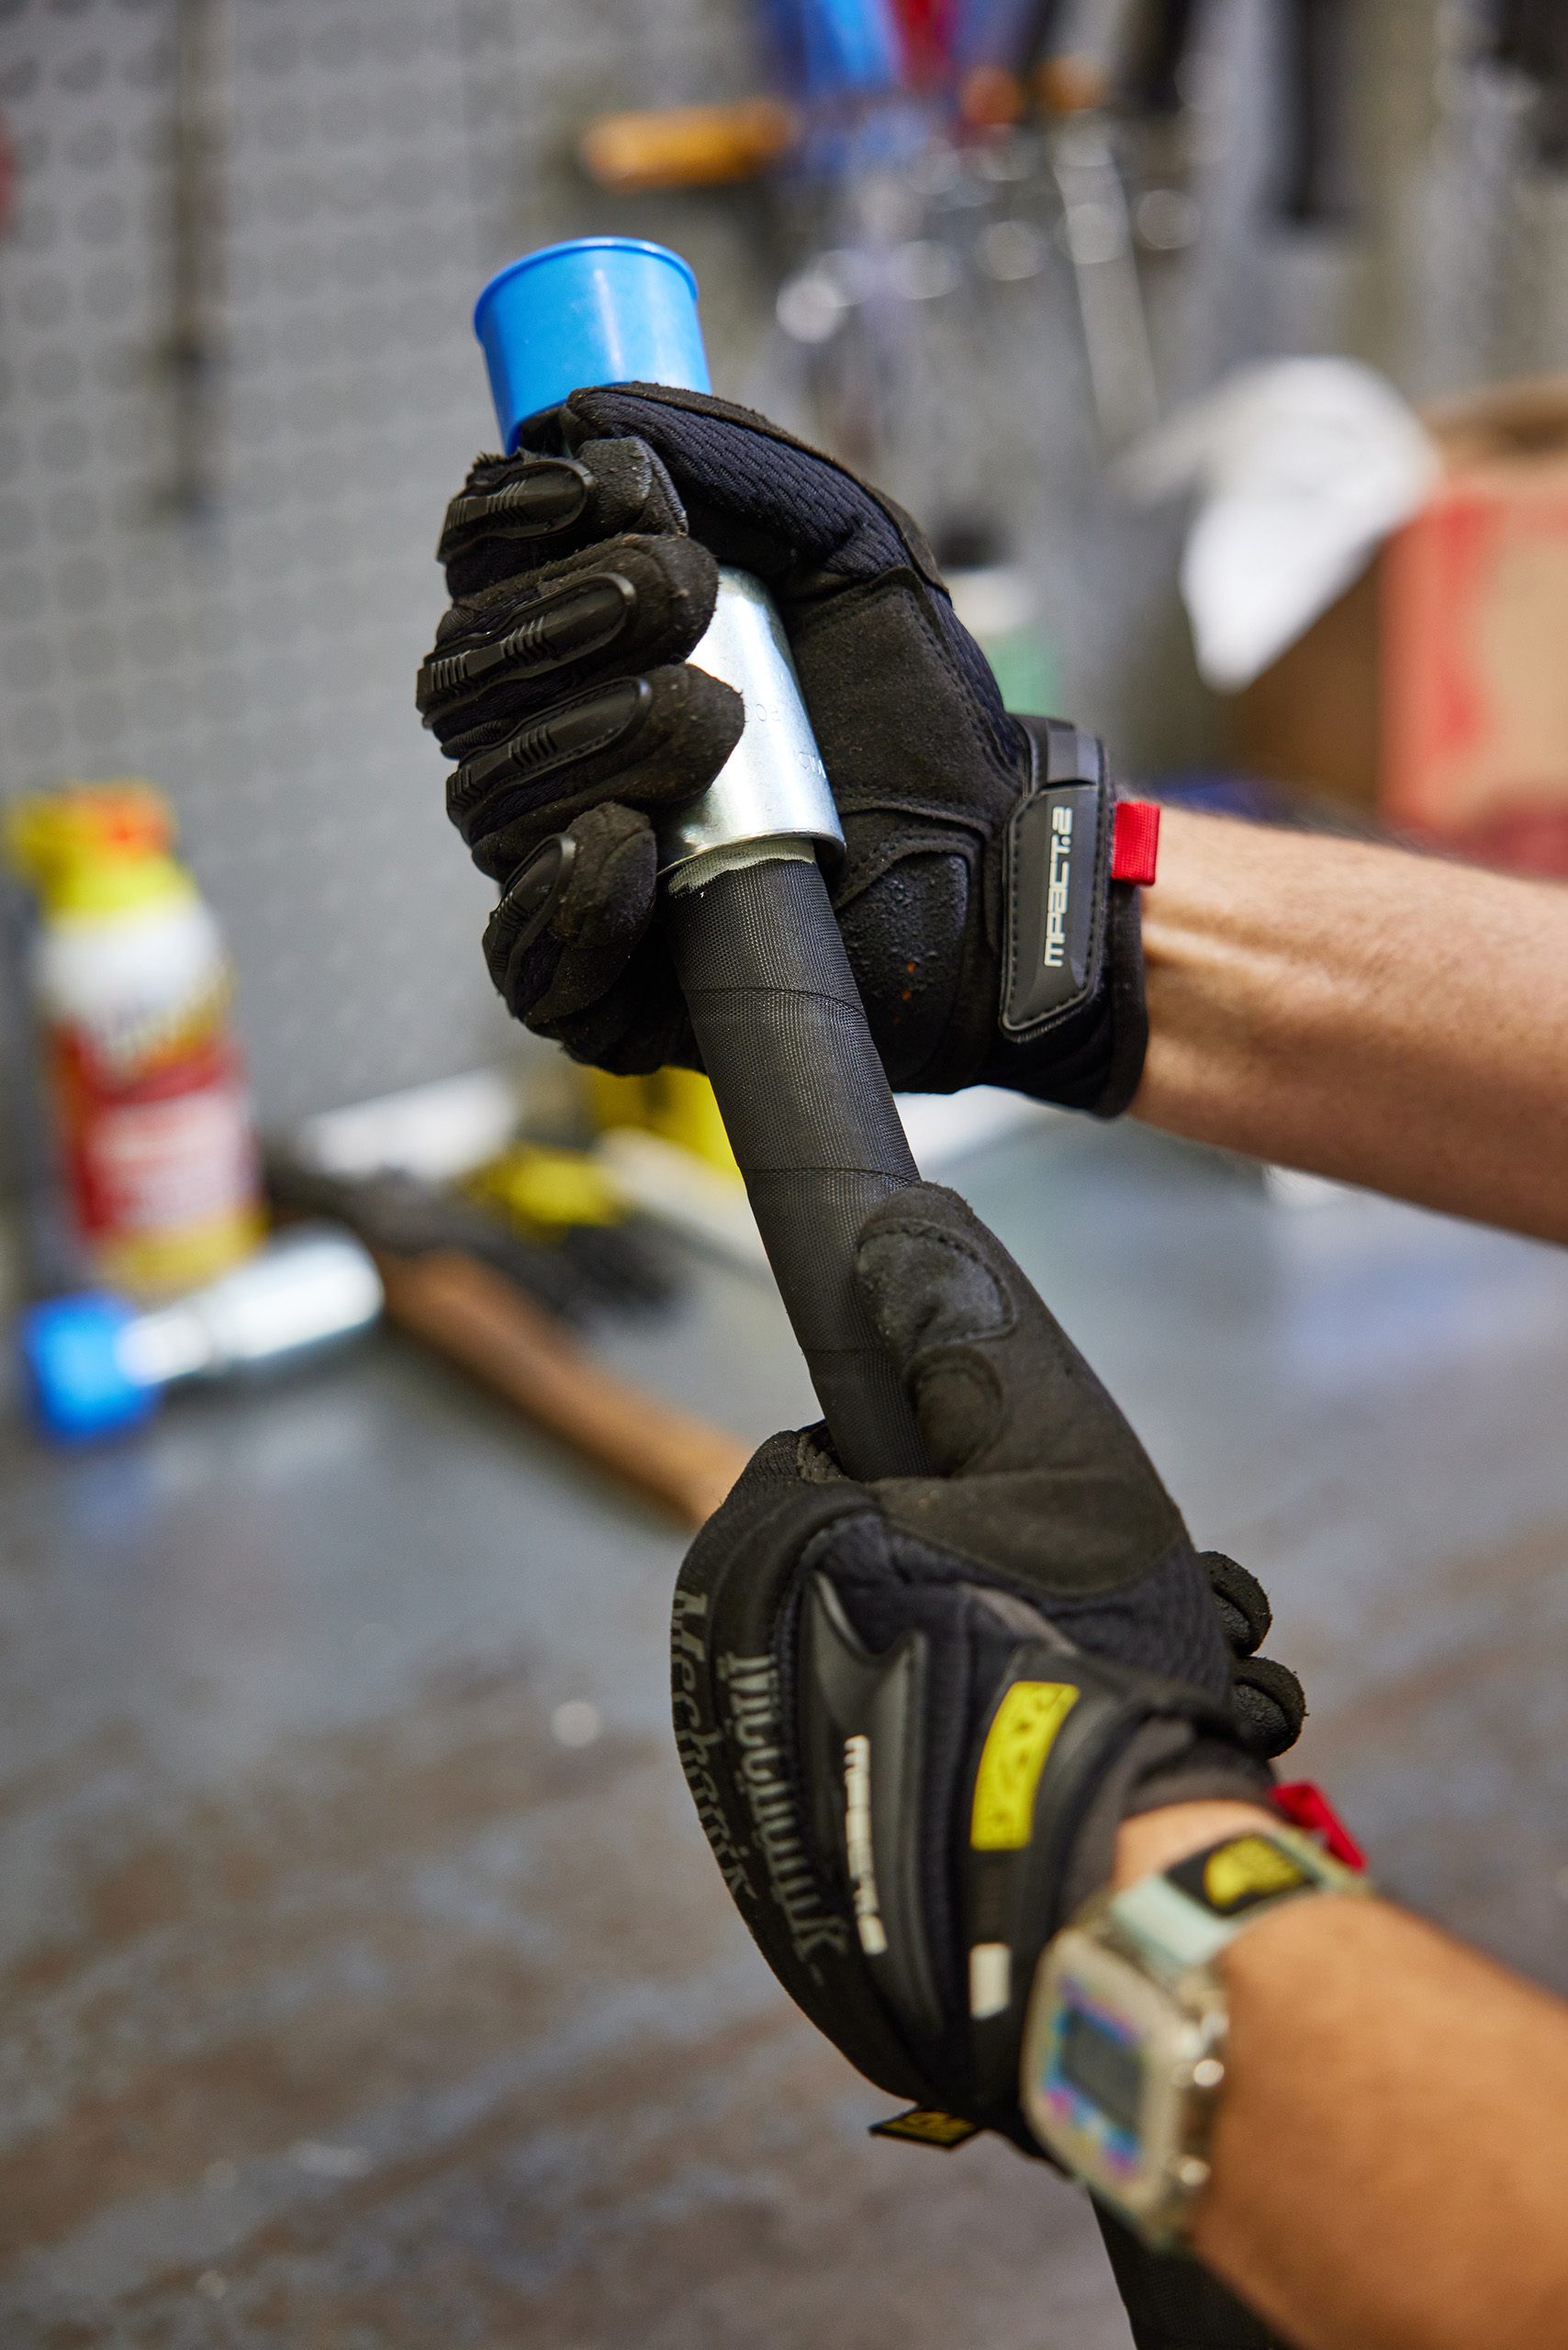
[3,1116,1568,2347]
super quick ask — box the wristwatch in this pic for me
[1020,1823,1372,2248]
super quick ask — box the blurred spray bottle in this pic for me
[5,784,263,1303]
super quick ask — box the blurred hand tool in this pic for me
[579,99,799,192]
[271,1150,675,1323]
[1126,0,1197,119]
[1033,0,1137,114]
[1274,0,1355,226]
[20,1223,382,1443]
[889,0,951,89]
[377,1247,745,1528]
[267,1150,742,1528]
[1492,0,1568,169]
[1029,0,1167,449]
[757,0,907,103]
[1045,115,1160,450]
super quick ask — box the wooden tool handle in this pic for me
[578,98,797,192]
[375,1248,748,1530]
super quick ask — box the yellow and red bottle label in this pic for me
[52,998,263,1299]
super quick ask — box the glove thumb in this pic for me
[853,1182,1163,1497]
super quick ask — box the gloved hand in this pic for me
[417,388,1149,1109]
[670,1183,1303,2150]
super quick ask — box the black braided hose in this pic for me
[666,855,927,1480]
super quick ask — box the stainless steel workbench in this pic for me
[4,1114,1568,2345]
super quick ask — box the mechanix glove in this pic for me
[417,389,1151,1108]
[670,1183,1304,2158]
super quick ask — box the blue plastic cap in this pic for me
[19,1292,158,1443]
[474,238,711,454]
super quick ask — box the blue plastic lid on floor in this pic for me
[20,1292,158,1442]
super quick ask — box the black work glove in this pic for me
[671,1183,1303,2151]
[417,388,1148,1109]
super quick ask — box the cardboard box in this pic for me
[1227,376,1568,874]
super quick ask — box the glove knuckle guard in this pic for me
[436,438,687,596]
[1229,1654,1307,1758]
[1201,1550,1274,1656]
[420,536,720,754]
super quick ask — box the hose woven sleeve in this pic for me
[666,857,927,1479]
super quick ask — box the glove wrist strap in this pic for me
[958,1648,1249,2127]
[996,720,1150,1116]
[999,720,1113,1038]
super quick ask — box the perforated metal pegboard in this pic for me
[0,0,502,1126]
[0,0,769,1136]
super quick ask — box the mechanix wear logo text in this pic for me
[671,1591,756,1907]
[721,1650,852,1972]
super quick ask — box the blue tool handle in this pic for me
[474,240,926,1479]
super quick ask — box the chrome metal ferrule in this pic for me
[655,567,845,883]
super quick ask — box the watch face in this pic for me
[1057,2001,1145,2137]
[1021,1930,1186,2216]
[1035,1986,1144,2184]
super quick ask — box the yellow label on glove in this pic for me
[970,1681,1080,1851]
[869,2108,981,2149]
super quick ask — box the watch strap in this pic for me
[1110,1824,1372,1983]
[956,1648,1248,2121]
[1020,1826,1372,2250]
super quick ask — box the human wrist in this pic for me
[1113,1798,1282,1891]
[1026,1802,1365,2243]
[1110,1796,1376,2021]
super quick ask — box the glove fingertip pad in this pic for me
[1231,1654,1306,1758]
[1201,1550,1273,1656]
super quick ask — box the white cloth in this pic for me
[1118,359,1440,691]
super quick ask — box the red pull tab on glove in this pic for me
[1111,800,1160,886]
[1272,1780,1368,1872]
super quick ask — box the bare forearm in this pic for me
[1132,811,1568,1243]
[1114,1805,1568,2350]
